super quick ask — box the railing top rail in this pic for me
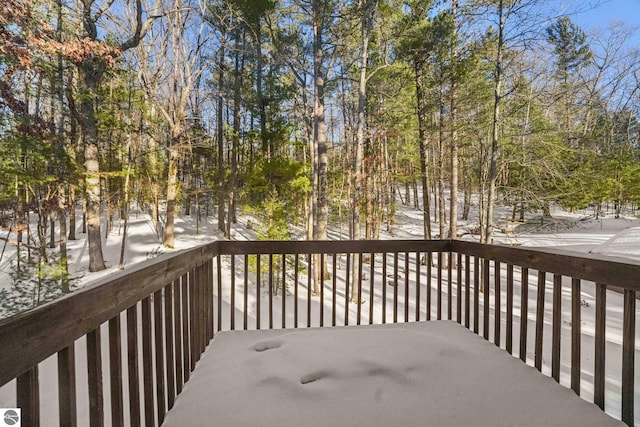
[452,240,640,292]
[0,241,218,387]
[217,239,451,255]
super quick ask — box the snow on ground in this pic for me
[1,197,640,426]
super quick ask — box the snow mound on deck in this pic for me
[163,323,621,427]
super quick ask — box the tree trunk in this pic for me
[312,0,328,294]
[438,83,446,239]
[449,0,459,241]
[351,0,375,302]
[79,70,107,271]
[414,62,432,239]
[217,41,227,236]
[229,29,245,228]
[483,0,505,245]
[164,146,179,248]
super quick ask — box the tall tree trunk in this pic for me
[119,135,132,269]
[351,0,374,302]
[229,29,245,228]
[312,0,328,294]
[256,24,269,159]
[55,1,69,289]
[483,0,505,245]
[217,41,227,236]
[449,0,459,241]
[79,67,107,271]
[415,62,432,239]
[77,0,148,269]
[164,146,179,248]
[438,82,446,239]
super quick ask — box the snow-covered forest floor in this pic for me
[1,197,640,425]
[2,197,640,301]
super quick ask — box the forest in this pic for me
[0,0,639,304]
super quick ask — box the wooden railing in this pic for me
[0,239,638,426]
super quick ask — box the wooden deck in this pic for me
[0,239,638,426]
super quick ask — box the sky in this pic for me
[572,0,640,42]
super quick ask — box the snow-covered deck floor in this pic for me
[163,321,622,427]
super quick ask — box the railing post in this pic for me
[622,289,635,425]
[17,366,39,427]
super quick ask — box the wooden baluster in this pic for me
[415,252,421,322]
[320,253,325,328]
[570,278,581,395]
[200,264,207,352]
[230,255,236,331]
[293,254,298,328]
[173,278,183,396]
[181,274,190,382]
[483,259,490,340]
[87,328,103,427]
[437,252,443,320]
[370,253,376,324]
[535,271,546,372]
[127,305,141,427]
[464,255,470,329]
[269,254,274,329]
[188,270,196,370]
[153,289,166,425]
[457,253,462,324]
[382,253,387,324]
[426,252,432,321]
[494,261,501,347]
[404,252,409,323]
[358,253,364,325]
[519,267,529,363]
[165,283,176,410]
[622,289,635,425]
[282,255,287,329]
[506,264,513,354]
[141,297,154,427]
[58,344,77,427]
[552,274,562,382]
[332,254,337,327]
[307,253,312,328]
[244,254,249,330]
[447,252,452,320]
[393,252,399,323]
[345,253,351,326]
[109,317,124,427]
[473,256,479,334]
[594,283,606,410]
[256,255,261,330]
[216,256,221,335]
